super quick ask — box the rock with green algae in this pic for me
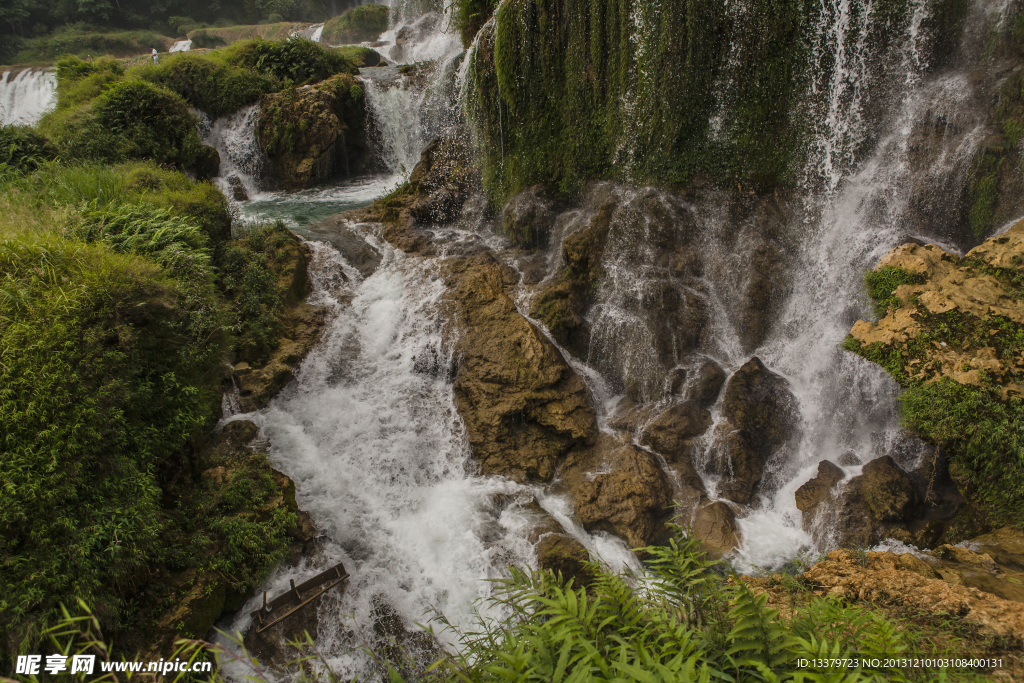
[258,73,373,190]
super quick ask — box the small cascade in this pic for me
[169,39,192,52]
[290,23,325,42]
[221,237,539,676]
[197,104,274,203]
[0,69,57,127]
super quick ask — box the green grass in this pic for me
[7,29,173,64]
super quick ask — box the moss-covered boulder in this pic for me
[258,73,372,190]
[502,184,559,248]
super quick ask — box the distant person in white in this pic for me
[152,48,159,63]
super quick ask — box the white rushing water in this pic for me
[169,39,193,52]
[221,233,636,677]
[197,104,274,202]
[0,69,56,126]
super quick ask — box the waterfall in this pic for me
[0,69,57,127]
[169,39,192,52]
[359,2,465,179]
[290,23,325,42]
[220,234,637,676]
[197,104,274,202]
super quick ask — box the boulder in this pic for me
[446,253,598,482]
[666,367,687,395]
[408,133,477,225]
[564,436,673,548]
[794,460,845,525]
[638,401,712,461]
[258,74,372,190]
[686,359,726,407]
[857,456,919,522]
[298,217,382,279]
[713,357,799,504]
[691,501,740,558]
[502,184,559,249]
[536,533,594,588]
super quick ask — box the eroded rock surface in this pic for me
[712,357,799,505]
[445,253,598,482]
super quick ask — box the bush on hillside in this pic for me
[322,4,391,44]
[41,80,211,171]
[245,37,357,83]
[0,126,59,172]
[54,55,126,110]
[138,51,278,116]
[190,29,227,49]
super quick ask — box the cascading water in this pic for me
[0,69,57,126]
[197,105,274,202]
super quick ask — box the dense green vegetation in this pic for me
[843,267,1024,530]
[459,0,973,204]
[322,4,391,44]
[0,0,348,63]
[0,120,302,655]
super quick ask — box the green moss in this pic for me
[451,0,498,46]
[138,50,279,116]
[244,37,357,83]
[969,170,999,239]
[899,379,1024,528]
[322,4,391,44]
[864,265,927,317]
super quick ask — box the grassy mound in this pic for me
[0,159,302,654]
[322,4,391,44]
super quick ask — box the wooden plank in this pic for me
[250,563,349,632]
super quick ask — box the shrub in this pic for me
[899,378,1024,528]
[42,80,209,170]
[190,30,227,49]
[322,4,391,44]
[245,37,357,83]
[0,126,59,172]
[54,55,126,110]
[138,51,279,116]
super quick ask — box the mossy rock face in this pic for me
[258,73,372,189]
[535,533,594,588]
[502,184,559,248]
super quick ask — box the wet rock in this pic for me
[836,450,860,466]
[445,253,597,482]
[667,367,687,395]
[536,533,595,588]
[638,401,711,462]
[408,133,477,225]
[369,594,442,677]
[713,357,798,504]
[563,436,673,549]
[502,184,559,249]
[227,174,249,201]
[258,74,373,190]
[691,501,740,559]
[299,216,382,278]
[194,144,221,179]
[858,456,920,522]
[794,460,845,525]
[686,359,725,407]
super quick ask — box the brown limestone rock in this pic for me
[407,133,477,225]
[691,501,740,559]
[536,533,595,588]
[503,184,559,249]
[563,436,673,548]
[686,359,726,407]
[857,455,920,522]
[713,357,799,504]
[638,401,712,461]
[803,549,1024,646]
[446,253,597,482]
[794,460,845,524]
